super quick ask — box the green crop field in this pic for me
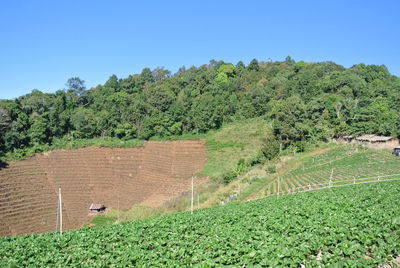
[262,145,400,196]
[1,181,399,267]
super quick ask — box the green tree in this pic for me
[247,58,260,71]
[260,134,280,160]
[272,96,311,148]
[29,116,50,145]
[66,77,86,95]
[104,75,119,90]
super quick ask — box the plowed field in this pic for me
[0,140,207,236]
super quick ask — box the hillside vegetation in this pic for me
[254,144,400,198]
[89,133,400,225]
[85,118,270,224]
[1,181,399,267]
[1,58,399,162]
[192,117,270,179]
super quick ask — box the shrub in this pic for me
[266,165,276,174]
[223,171,237,184]
[233,159,247,174]
[260,134,280,160]
[246,151,266,167]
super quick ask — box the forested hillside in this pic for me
[1,58,399,160]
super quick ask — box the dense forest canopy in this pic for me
[1,58,399,159]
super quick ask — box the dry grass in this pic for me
[199,117,270,179]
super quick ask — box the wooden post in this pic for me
[191,176,194,214]
[329,168,334,188]
[55,190,59,234]
[277,177,280,199]
[58,187,62,235]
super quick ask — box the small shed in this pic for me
[355,134,393,143]
[89,203,106,213]
[352,134,398,150]
[342,135,354,142]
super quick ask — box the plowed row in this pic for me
[0,140,207,236]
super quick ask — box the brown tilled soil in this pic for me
[0,140,207,236]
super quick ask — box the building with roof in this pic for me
[89,203,106,213]
[355,134,394,143]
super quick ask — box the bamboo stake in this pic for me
[329,168,334,188]
[191,176,194,214]
[118,196,120,222]
[277,177,280,199]
[55,190,59,234]
[59,187,62,235]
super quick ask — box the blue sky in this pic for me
[0,0,399,99]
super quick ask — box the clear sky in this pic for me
[0,0,399,99]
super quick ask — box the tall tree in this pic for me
[247,58,260,71]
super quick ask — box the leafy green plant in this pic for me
[233,159,247,174]
[0,182,398,267]
[260,134,280,160]
[265,165,276,174]
[222,171,237,184]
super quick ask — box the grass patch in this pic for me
[151,117,271,180]
[90,215,117,227]
[200,117,271,179]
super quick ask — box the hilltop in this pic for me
[1,58,399,163]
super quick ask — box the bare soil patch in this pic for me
[0,140,207,236]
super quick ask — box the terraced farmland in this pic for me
[263,146,400,196]
[0,140,207,236]
[0,181,398,267]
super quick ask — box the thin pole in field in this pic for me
[329,168,334,188]
[118,195,120,222]
[55,190,59,234]
[277,176,280,199]
[191,176,194,214]
[59,186,62,235]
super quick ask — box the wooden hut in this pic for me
[89,203,106,213]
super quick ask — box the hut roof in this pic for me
[89,203,105,210]
[355,134,393,142]
[342,135,354,139]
